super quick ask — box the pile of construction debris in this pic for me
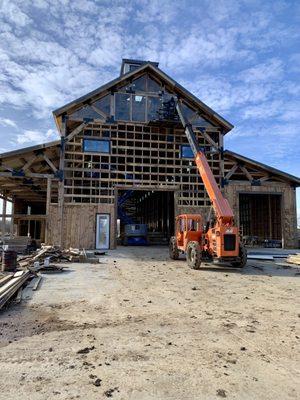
[0,246,89,310]
[18,246,87,269]
[286,253,300,265]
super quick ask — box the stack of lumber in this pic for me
[0,270,31,309]
[18,246,87,269]
[286,253,300,266]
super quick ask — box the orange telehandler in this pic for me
[169,98,247,269]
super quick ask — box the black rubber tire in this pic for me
[186,241,202,269]
[231,244,247,268]
[169,236,179,260]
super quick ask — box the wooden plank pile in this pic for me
[18,245,87,269]
[0,270,31,310]
[286,253,300,266]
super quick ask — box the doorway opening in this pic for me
[117,189,175,245]
[239,193,282,247]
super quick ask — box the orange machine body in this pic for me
[175,151,240,260]
[170,99,246,267]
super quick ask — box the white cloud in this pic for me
[15,128,58,145]
[0,0,31,27]
[0,118,17,128]
[238,59,283,83]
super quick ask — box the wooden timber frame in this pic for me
[0,141,60,242]
[0,59,299,248]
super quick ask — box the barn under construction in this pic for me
[0,59,299,249]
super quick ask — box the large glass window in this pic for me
[148,76,161,92]
[132,95,146,121]
[69,106,100,121]
[147,96,161,121]
[132,75,147,91]
[93,94,110,115]
[180,145,194,158]
[83,139,110,153]
[115,93,131,121]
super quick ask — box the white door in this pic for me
[95,214,110,250]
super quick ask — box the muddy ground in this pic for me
[0,246,299,399]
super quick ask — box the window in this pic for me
[115,93,131,120]
[69,105,100,121]
[83,139,110,153]
[132,75,147,91]
[180,145,194,158]
[132,95,146,121]
[148,76,161,92]
[93,94,110,115]
[129,64,140,72]
[147,96,161,121]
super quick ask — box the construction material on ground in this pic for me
[286,253,300,265]
[32,276,42,290]
[0,274,14,287]
[0,270,31,309]
[36,264,65,273]
[18,246,88,269]
[1,250,17,272]
[247,254,275,261]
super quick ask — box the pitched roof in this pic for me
[224,150,300,186]
[52,62,233,133]
[0,140,60,159]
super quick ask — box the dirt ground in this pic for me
[0,246,299,400]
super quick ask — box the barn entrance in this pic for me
[117,189,175,245]
[239,193,282,247]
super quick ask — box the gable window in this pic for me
[83,139,110,154]
[93,94,111,115]
[132,76,147,92]
[180,145,194,158]
[148,76,161,92]
[129,64,140,72]
[115,93,131,121]
[69,105,100,121]
[132,95,146,121]
[147,96,161,121]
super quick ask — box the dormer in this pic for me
[120,58,159,76]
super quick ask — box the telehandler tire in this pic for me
[169,236,179,260]
[231,244,247,268]
[186,241,202,269]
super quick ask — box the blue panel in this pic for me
[83,139,110,153]
[180,145,194,158]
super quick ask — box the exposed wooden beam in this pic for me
[224,163,238,180]
[90,104,107,120]
[1,194,6,242]
[0,163,14,172]
[239,165,253,182]
[0,172,56,179]
[13,214,47,220]
[65,122,87,143]
[58,117,66,247]
[259,175,270,182]
[42,153,58,173]
[45,177,51,244]
[22,154,39,172]
[198,130,219,151]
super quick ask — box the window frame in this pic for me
[82,138,111,154]
[180,145,194,159]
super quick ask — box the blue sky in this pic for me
[0,0,299,223]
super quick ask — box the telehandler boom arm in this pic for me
[175,100,234,225]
